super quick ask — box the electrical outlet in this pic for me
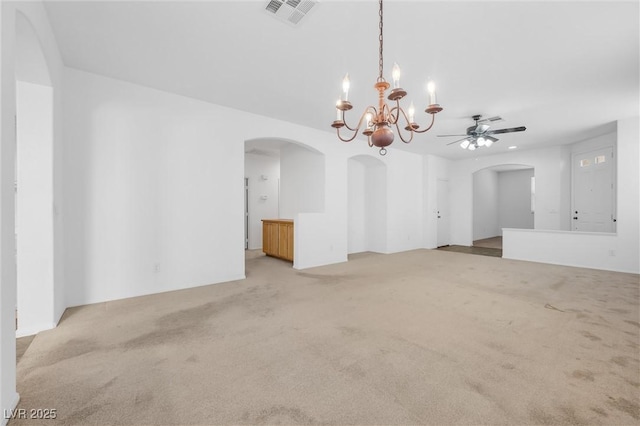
[154,263,160,272]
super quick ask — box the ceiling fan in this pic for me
[438,115,526,150]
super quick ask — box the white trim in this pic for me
[16,322,55,338]
[502,228,636,274]
[503,228,616,237]
[2,392,20,426]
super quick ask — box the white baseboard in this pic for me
[16,322,56,338]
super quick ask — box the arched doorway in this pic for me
[472,164,534,250]
[243,138,325,263]
[15,11,55,336]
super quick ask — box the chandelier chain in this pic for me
[378,0,384,81]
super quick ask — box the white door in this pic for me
[572,147,615,232]
[437,179,450,247]
[244,178,249,249]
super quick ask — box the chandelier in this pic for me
[331,0,443,156]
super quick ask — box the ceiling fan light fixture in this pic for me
[440,115,526,152]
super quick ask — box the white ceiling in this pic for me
[43,0,639,160]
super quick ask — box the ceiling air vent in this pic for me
[264,0,318,26]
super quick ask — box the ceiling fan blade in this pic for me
[437,134,467,137]
[446,137,471,145]
[477,116,502,123]
[487,126,526,135]
[476,123,490,133]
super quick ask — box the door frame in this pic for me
[570,146,616,232]
[436,178,450,247]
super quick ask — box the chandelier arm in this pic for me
[338,106,379,141]
[336,126,361,143]
[393,116,415,144]
[413,113,436,134]
[343,106,378,132]
[342,120,358,132]
[387,102,404,125]
[342,107,359,131]
[380,102,395,124]
[391,104,411,127]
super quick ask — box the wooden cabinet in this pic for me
[262,219,294,262]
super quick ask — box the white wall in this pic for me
[347,155,387,254]
[16,1,65,334]
[385,149,424,253]
[279,144,325,218]
[504,117,639,273]
[1,2,65,421]
[62,66,429,292]
[450,146,569,246]
[368,159,387,253]
[291,144,426,269]
[244,153,279,250]
[614,117,639,272]
[16,81,55,336]
[63,68,249,307]
[570,132,616,157]
[498,169,534,232]
[348,159,366,254]
[473,168,499,240]
[0,4,19,422]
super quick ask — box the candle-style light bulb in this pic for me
[342,73,350,101]
[427,81,436,105]
[365,113,373,128]
[336,100,341,120]
[408,102,415,123]
[392,63,401,89]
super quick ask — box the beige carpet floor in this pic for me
[16,335,35,364]
[12,249,640,425]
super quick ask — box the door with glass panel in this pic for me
[571,147,615,232]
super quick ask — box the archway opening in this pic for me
[15,11,55,337]
[243,138,325,264]
[472,164,535,251]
